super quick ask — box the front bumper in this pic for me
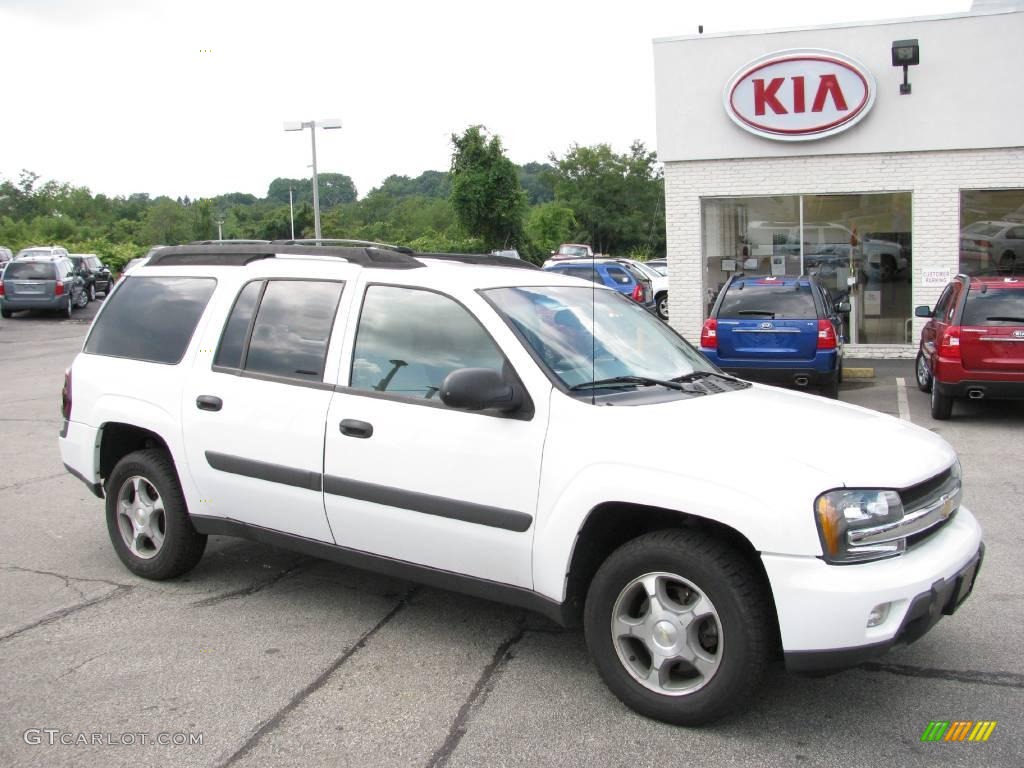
[762,505,983,670]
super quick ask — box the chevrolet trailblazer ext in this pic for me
[59,243,983,725]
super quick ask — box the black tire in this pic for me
[584,529,772,726]
[930,382,953,420]
[1,307,12,319]
[656,292,669,321]
[105,449,207,579]
[915,352,932,393]
[998,252,1016,276]
[820,370,839,399]
[64,297,73,318]
[87,283,96,302]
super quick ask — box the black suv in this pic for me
[69,254,112,301]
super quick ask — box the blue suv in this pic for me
[542,259,656,313]
[699,275,847,397]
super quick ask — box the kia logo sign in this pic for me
[724,49,876,141]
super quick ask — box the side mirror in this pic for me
[837,300,851,313]
[914,305,933,318]
[440,368,522,413]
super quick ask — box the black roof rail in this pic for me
[415,252,541,270]
[188,239,271,245]
[270,238,414,254]
[146,243,422,269]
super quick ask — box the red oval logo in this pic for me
[724,49,876,141]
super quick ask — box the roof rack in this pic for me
[146,243,421,269]
[270,238,414,254]
[188,239,271,245]
[415,252,541,270]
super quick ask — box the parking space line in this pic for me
[896,377,911,422]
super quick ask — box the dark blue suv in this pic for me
[542,259,656,313]
[699,275,848,397]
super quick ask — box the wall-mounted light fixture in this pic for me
[891,39,920,95]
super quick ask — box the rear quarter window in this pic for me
[961,286,1024,326]
[717,283,817,320]
[85,277,217,364]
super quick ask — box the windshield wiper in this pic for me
[569,376,689,392]
[985,316,1024,322]
[672,370,748,385]
[736,310,776,317]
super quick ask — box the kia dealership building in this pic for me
[654,2,1024,356]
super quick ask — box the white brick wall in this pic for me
[665,147,1024,358]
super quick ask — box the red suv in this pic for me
[915,274,1024,419]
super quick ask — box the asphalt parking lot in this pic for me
[1,303,1022,768]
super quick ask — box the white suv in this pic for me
[59,243,983,725]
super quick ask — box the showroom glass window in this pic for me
[959,189,1024,277]
[702,193,912,344]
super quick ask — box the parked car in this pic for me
[617,258,670,320]
[490,249,522,260]
[0,246,13,268]
[118,255,151,282]
[0,254,87,318]
[60,242,982,726]
[646,258,668,275]
[914,273,1024,419]
[69,254,112,301]
[542,258,656,313]
[699,274,847,397]
[14,245,69,261]
[959,220,1024,275]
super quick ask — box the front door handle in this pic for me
[196,395,223,412]
[339,419,373,438]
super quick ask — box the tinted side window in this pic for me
[85,277,216,364]
[717,283,817,319]
[244,281,344,380]
[932,284,955,320]
[214,281,264,369]
[562,266,602,283]
[350,286,504,400]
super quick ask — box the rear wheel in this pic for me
[64,297,73,318]
[915,352,932,393]
[1,307,11,319]
[105,449,207,579]
[930,381,953,420]
[656,293,669,321]
[999,252,1016,276]
[75,289,89,309]
[584,530,771,725]
[87,283,96,302]
[821,370,839,399]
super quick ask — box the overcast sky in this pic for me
[0,0,970,201]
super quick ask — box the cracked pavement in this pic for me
[1,304,1022,767]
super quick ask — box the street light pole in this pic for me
[288,186,295,240]
[284,119,342,242]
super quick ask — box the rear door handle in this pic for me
[339,419,373,438]
[196,395,223,412]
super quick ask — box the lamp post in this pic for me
[283,119,342,241]
[288,185,295,240]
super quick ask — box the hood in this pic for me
[646,384,956,490]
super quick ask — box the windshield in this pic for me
[485,285,715,390]
[962,286,1024,325]
[963,223,1002,237]
[717,282,816,319]
[557,245,589,258]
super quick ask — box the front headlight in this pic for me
[815,489,905,563]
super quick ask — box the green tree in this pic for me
[267,174,357,208]
[549,141,664,256]
[525,202,577,259]
[141,198,192,245]
[449,125,527,250]
[517,162,556,205]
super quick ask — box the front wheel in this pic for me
[105,449,207,579]
[656,293,669,321]
[916,352,932,393]
[584,530,772,725]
